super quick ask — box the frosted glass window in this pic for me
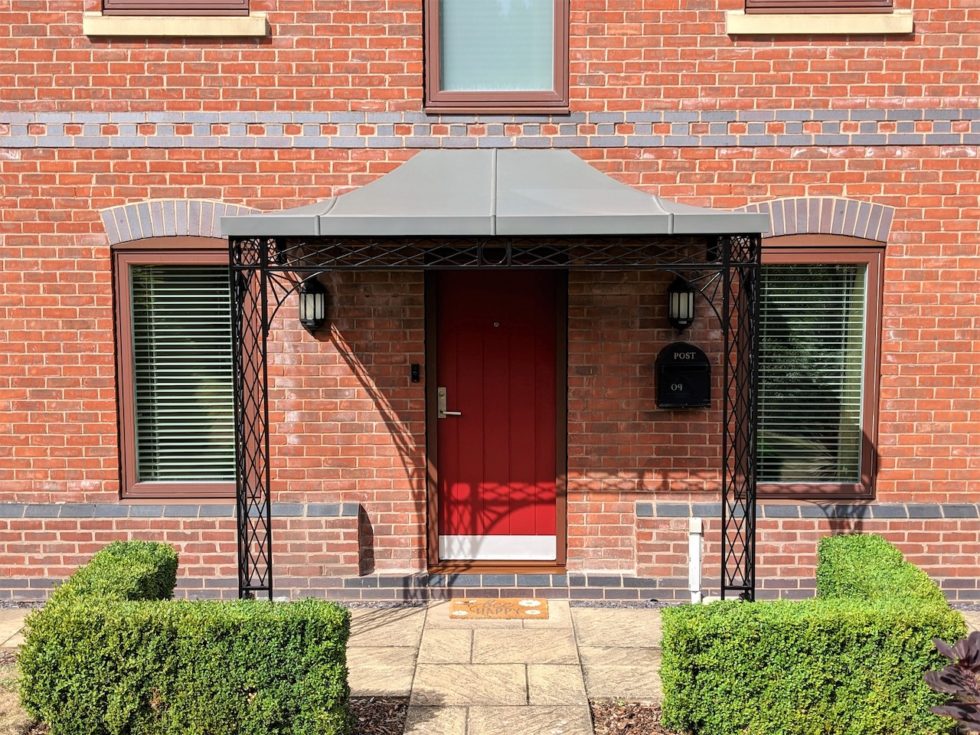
[439,0,555,92]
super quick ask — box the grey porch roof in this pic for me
[221,150,767,238]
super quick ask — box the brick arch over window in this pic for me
[737,198,894,241]
[100,199,259,245]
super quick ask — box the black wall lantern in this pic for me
[298,278,328,332]
[667,277,696,332]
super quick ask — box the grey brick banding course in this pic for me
[0,502,357,519]
[2,108,976,150]
[635,501,971,521]
[5,501,970,523]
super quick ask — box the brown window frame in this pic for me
[758,235,884,500]
[113,237,235,500]
[423,0,570,114]
[102,0,248,17]
[744,0,891,13]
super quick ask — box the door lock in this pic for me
[437,387,462,418]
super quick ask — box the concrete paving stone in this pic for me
[0,609,29,624]
[571,607,662,648]
[418,628,472,663]
[0,610,27,646]
[472,629,578,664]
[523,600,572,628]
[424,601,524,629]
[403,706,467,735]
[1,634,24,649]
[411,663,527,705]
[348,606,426,648]
[578,645,662,668]
[528,664,588,705]
[467,705,594,735]
[581,654,663,703]
[346,646,417,697]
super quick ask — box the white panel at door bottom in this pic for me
[439,535,556,561]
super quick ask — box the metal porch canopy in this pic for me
[221,149,766,603]
[221,149,764,238]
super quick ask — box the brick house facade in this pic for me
[1,0,977,602]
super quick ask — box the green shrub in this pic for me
[19,541,352,735]
[49,540,178,604]
[661,534,966,735]
[21,600,351,735]
[817,533,947,606]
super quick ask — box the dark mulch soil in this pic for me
[349,696,409,735]
[590,700,680,735]
[0,651,15,668]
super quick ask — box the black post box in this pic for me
[656,342,711,409]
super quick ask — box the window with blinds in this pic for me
[758,263,867,484]
[130,265,235,484]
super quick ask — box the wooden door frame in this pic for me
[424,270,568,574]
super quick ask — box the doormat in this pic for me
[448,598,549,620]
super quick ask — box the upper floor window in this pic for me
[114,239,235,499]
[102,0,248,16]
[424,0,569,113]
[757,242,883,499]
[744,0,890,12]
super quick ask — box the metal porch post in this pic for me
[230,237,274,600]
[720,234,761,600]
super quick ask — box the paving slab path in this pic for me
[348,601,664,735]
[0,608,28,649]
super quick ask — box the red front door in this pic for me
[435,271,558,561]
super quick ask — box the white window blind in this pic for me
[130,265,235,483]
[758,264,867,483]
[439,0,554,91]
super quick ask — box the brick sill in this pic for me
[725,9,913,34]
[82,11,268,37]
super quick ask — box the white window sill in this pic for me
[82,11,268,37]
[725,9,913,35]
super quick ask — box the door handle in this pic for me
[437,387,462,418]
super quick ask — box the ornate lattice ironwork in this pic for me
[719,235,761,600]
[230,237,274,598]
[229,233,760,600]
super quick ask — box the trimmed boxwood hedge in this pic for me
[661,534,966,735]
[47,539,179,604]
[19,541,351,735]
[816,533,948,606]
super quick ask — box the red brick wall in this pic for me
[638,511,980,601]
[566,270,724,571]
[267,271,427,572]
[3,0,975,111]
[2,145,979,594]
[1,0,978,597]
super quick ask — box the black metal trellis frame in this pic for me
[229,233,761,601]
